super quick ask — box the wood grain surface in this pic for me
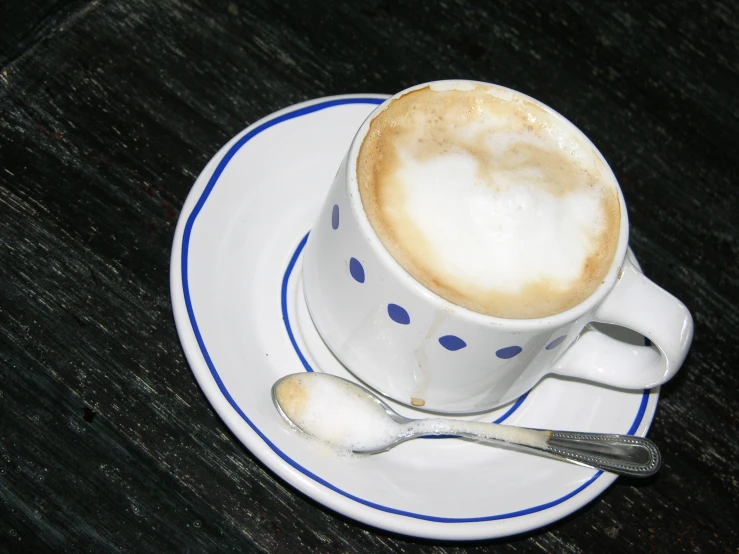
[1,0,737,552]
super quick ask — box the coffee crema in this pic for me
[357,84,621,319]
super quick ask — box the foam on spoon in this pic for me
[273,373,402,453]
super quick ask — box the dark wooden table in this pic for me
[2,0,737,552]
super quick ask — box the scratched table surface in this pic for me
[1,0,738,552]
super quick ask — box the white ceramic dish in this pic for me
[170,95,658,540]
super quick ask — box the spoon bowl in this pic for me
[272,373,661,477]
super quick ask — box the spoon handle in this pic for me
[413,420,661,477]
[543,431,661,477]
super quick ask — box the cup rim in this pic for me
[345,79,630,331]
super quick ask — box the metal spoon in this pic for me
[272,373,660,477]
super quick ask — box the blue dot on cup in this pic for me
[349,257,365,283]
[387,304,410,325]
[439,335,466,351]
[496,345,522,359]
[331,204,339,230]
[545,335,566,350]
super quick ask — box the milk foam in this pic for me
[396,149,605,292]
[357,85,620,319]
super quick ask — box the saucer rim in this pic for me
[170,94,658,540]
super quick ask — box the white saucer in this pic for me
[170,95,659,541]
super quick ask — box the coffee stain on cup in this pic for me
[425,311,447,339]
[412,342,430,403]
[411,312,450,405]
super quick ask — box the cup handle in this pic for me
[552,257,693,389]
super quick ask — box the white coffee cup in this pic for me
[302,80,693,414]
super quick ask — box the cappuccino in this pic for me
[357,83,620,319]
